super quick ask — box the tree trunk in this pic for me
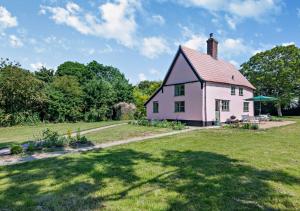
[277,104,283,116]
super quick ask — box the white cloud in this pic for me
[149,68,160,76]
[229,60,239,68]
[225,15,237,30]
[282,42,295,46]
[30,62,46,71]
[0,6,18,29]
[41,0,140,47]
[151,14,165,25]
[9,35,23,48]
[220,38,249,56]
[138,73,147,81]
[178,0,280,19]
[298,8,300,18]
[140,36,170,59]
[178,26,207,51]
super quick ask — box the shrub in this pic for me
[11,145,23,154]
[241,123,250,129]
[250,124,259,130]
[129,119,186,130]
[0,111,40,127]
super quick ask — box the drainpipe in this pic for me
[204,82,207,126]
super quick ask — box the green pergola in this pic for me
[245,95,277,115]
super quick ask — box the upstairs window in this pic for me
[175,84,185,96]
[231,86,236,95]
[239,88,244,96]
[153,101,159,113]
[243,102,249,112]
[175,101,185,112]
[221,100,230,111]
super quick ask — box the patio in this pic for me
[258,120,295,129]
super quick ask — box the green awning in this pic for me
[245,95,277,102]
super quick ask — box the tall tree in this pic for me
[0,66,45,114]
[35,66,55,83]
[45,76,83,122]
[241,45,300,116]
[87,61,134,103]
[56,61,94,83]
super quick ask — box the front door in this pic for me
[215,99,221,125]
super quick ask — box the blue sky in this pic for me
[0,0,299,84]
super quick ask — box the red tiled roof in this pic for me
[180,46,255,89]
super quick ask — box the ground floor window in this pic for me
[243,102,249,112]
[153,101,159,113]
[175,101,185,112]
[221,100,230,111]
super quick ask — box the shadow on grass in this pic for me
[0,149,299,210]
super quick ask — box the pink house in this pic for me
[145,34,255,126]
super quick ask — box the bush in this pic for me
[129,119,186,130]
[241,123,250,129]
[0,111,40,127]
[250,124,259,130]
[69,128,92,147]
[11,145,23,154]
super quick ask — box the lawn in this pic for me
[0,117,299,210]
[85,124,172,144]
[0,121,125,148]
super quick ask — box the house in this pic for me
[144,33,255,126]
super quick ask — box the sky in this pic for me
[0,0,299,84]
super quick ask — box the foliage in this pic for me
[241,45,300,116]
[129,119,186,130]
[45,76,83,122]
[10,145,23,154]
[133,80,162,118]
[0,58,134,126]
[0,66,45,114]
[0,112,40,127]
[34,66,55,83]
[224,122,259,130]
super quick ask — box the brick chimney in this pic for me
[207,33,218,59]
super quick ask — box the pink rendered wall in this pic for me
[147,53,204,121]
[165,54,198,84]
[205,82,254,122]
[146,82,203,121]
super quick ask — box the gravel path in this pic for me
[0,126,218,166]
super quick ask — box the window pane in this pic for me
[239,88,243,96]
[175,101,185,112]
[243,102,249,112]
[175,84,185,96]
[231,86,236,95]
[221,100,230,111]
[153,101,159,113]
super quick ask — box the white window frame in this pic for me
[231,86,236,95]
[175,101,185,112]
[243,102,249,112]
[239,87,244,96]
[221,100,230,112]
[153,101,159,113]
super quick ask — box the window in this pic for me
[175,84,185,96]
[239,87,244,96]
[175,101,185,112]
[221,100,230,111]
[153,101,159,113]
[231,86,236,95]
[243,102,249,112]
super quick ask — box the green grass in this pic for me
[0,121,125,148]
[0,117,300,210]
[85,124,172,144]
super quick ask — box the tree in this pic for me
[45,76,83,122]
[83,79,116,121]
[87,61,134,103]
[133,80,162,117]
[35,66,55,83]
[0,66,45,114]
[56,61,94,83]
[241,45,300,116]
